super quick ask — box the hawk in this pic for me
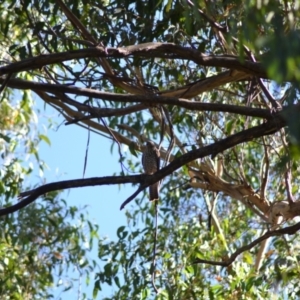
[142,141,160,201]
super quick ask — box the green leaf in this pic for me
[116,226,126,239]
[114,276,121,288]
[39,134,51,146]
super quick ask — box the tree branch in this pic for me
[285,166,295,204]
[0,43,266,77]
[0,114,285,216]
[119,187,145,210]
[186,0,229,33]
[53,93,147,119]
[192,221,300,266]
[0,78,274,119]
[0,175,141,216]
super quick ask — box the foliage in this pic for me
[0,86,98,299]
[0,192,99,299]
[1,0,300,299]
[0,9,99,299]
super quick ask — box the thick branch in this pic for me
[0,175,142,216]
[0,78,274,119]
[0,43,266,77]
[133,116,286,200]
[1,114,285,216]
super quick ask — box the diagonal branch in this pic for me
[192,221,300,266]
[160,70,250,98]
[0,114,285,216]
[186,0,228,33]
[34,91,135,145]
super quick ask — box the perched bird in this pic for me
[142,141,160,201]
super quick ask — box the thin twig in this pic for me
[285,166,295,204]
[257,78,281,109]
[242,43,281,110]
[99,117,126,174]
[119,187,145,210]
[82,127,90,178]
[280,128,294,204]
[151,201,159,294]
[0,73,12,94]
[162,106,175,168]
[260,137,270,200]
[186,0,228,33]
[158,106,165,149]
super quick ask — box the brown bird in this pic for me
[142,141,160,201]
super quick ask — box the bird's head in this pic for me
[146,141,156,149]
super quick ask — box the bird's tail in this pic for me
[149,182,159,201]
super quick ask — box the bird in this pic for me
[142,141,160,201]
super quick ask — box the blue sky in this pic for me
[36,101,136,298]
